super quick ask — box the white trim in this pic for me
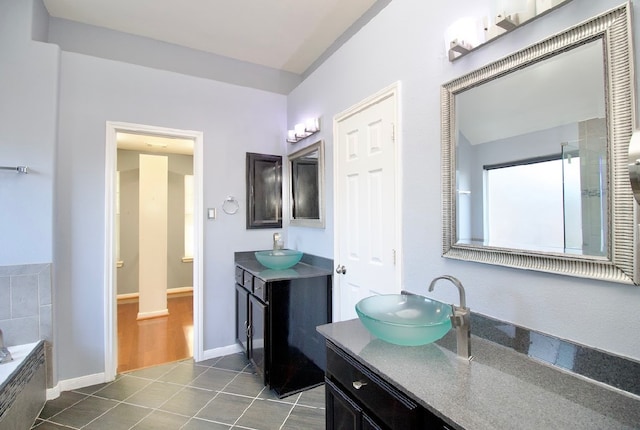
[117,286,194,304]
[104,121,205,382]
[47,372,106,400]
[200,343,242,361]
[332,81,403,321]
[137,309,170,320]
[47,343,241,400]
[46,385,60,401]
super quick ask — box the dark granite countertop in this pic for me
[235,251,333,282]
[317,319,640,430]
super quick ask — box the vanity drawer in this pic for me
[326,342,420,429]
[253,277,267,302]
[235,266,244,285]
[243,271,253,290]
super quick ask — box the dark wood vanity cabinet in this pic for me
[325,341,452,430]
[235,268,268,380]
[235,265,331,397]
[235,283,249,354]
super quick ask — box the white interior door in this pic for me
[334,84,400,321]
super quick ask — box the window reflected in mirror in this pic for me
[288,140,325,228]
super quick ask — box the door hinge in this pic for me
[391,123,395,143]
[393,249,396,265]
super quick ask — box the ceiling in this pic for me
[42,0,379,75]
[456,39,604,146]
[117,132,194,155]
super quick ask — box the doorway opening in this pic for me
[105,122,204,380]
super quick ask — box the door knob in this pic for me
[336,265,347,274]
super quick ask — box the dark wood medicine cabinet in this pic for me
[246,152,282,229]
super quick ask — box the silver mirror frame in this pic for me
[288,140,325,228]
[441,3,638,285]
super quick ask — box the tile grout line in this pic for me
[279,391,303,430]
[42,362,177,429]
[230,384,274,430]
[179,362,250,429]
[36,355,325,430]
[74,359,209,429]
[125,357,228,429]
[36,391,93,426]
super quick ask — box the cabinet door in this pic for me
[235,284,249,356]
[326,379,363,430]
[362,415,384,430]
[326,379,384,430]
[249,294,268,384]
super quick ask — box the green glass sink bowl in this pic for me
[355,294,453,346]
[255,250,303,270]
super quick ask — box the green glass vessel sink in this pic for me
[355,294,453,346]
[255,249,303,270]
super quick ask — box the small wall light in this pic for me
[287,117,321,143]
[445,17,485,61]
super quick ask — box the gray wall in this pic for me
[288,0,640,361]
[47,17,301,95]
[117,150,194,295]
[0,0,58,265]
[54,50,286,381]
[3,0,289,384]
[3,0,640,388]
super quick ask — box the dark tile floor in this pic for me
[32,353,325,429]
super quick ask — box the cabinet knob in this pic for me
[336,265,347,275]
[352,380,367,390]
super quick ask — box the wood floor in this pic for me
[117,294,193,373]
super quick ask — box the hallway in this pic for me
[117,294,194,373]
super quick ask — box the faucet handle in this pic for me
[450,305,470,328]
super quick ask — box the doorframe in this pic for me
[332,82,403,321]
[104,121,204,381]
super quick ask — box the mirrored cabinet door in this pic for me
[288,140,325,228]
[246,152,282,229]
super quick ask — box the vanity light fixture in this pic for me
[445,17,484,61]
[495,12,518,30]
[286,117,320,143]
[448,39,473,61]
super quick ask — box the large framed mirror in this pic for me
[441,4,638,284]
[288,140,325,228]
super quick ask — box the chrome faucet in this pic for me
[0,329,13,364]
[428,275,472,360]
[273,233,284,250]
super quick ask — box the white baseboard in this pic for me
[136,309,169,320]
[199,343,242,362]
[46,343,241,400]
[47,372,107,400]
[117,287,194,304]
